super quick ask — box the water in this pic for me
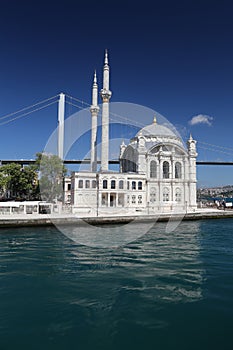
[0,219,233,350]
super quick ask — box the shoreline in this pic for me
[0,208,233,228]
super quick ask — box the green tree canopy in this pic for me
[0,153,67,202]
[36,153,67,203]
[0,163,38,200]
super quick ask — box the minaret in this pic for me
[100,50,112,171]
[187,134,198,209]
[90,71,100,172]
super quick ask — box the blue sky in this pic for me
[0,0,233,187]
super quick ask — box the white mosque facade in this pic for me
[68,52,197,216]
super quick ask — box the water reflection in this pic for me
[66,221,204,311]
[59,220,154,248]
[0,221,206,343]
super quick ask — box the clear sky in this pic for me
[0,0,233,187]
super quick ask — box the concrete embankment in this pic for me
[0,209,233,228]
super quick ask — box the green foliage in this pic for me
[0,163,38,200]
[36,153,67,202]
[0,153,67,202]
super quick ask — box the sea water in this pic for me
[0,219,233,350]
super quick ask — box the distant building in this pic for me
[67,52,197,217]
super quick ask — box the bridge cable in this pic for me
[0,94,60,122]
[0,100,58,126]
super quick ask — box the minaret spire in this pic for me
[90,71,100,172]
[100,49,112,171]
[94,70,97,84]
[104,49,108,65]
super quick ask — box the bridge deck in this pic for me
[1,160,233,166]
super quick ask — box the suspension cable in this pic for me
[0,100,58,126]
[0,94,60,122]
[198,141,233,153]
[198,145,233,157]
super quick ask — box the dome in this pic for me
[136,121,177,138]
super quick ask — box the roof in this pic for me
[135,122,178,138]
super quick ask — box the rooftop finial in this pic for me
[94,70,97,84]
[104,49,108,65]
[153,115,157,124]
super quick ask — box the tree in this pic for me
[0,154,67,202]
[0,171,9,199]
[0,163,38,200]
[35,153,67,203]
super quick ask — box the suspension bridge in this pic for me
[0,93,233,167]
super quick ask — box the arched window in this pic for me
[163,161,170,179]
[119,180,124,189]
[163,187,169,202]
[103,180,108,189]
[78,180,83,188]
[150,161,157,178]
[132,181,136,190]
[175,162,182,179]
[138,181,142,190]
[92,180,97,188]
[111,180,116,189]
[85,180,90,188]
[175,188,182,202]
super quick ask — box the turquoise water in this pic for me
[0,219,233,350]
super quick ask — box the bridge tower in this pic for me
[58,93,65,160]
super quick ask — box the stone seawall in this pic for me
[0,209,233,228]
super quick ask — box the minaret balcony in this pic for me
[90,105,100,114]
[100,88,112,102]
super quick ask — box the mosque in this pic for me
[66,51,197,216]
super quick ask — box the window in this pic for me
[103,180,107,189]
[163,187,169,202]
[127,195,130,204]
[175,162,182,179]
[150,187,156,203]
[132,195,136,204]
[119,180,124,189]
[150,161,157,178]
[110,194,116,207]
[85,180,90,188]
[102,193,107,206]
[163,161,170,179]
[78,180,83,188]
[138,181,142,190]
[132,181,136,190]
[127,181,130,190]
[118,194,124,206]
[138,195,142,204]
[67,183,71,191]
[175,188,182,202]
[92,180,97,188]
[111,180,116,189]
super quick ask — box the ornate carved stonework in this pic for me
[100,88,112,102]
[90,106,100,114]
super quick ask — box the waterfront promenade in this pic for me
[0,208,232,228]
